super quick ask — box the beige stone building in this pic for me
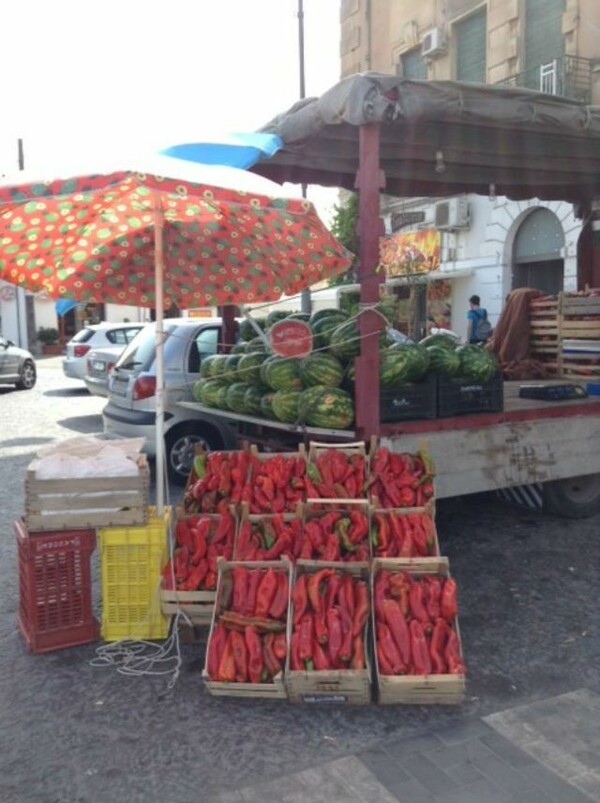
[339,0,600,339]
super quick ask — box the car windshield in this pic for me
[114,324,158,371]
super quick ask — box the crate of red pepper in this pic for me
[301,500,371,562]
[234,503,304,562]
[241,446,307,514]
[183,449,252,516]
[370,504,439,559]
[372,557,466,705]
[285,561,372,705]
[203,560,291,699]
[368,446,435,509]
[305,442,368,504]
[160,507,237,625]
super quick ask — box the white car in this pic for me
[63,322,144,382]
[84,346,125,397]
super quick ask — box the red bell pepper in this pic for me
[352,580,369,637]
[445,629,465,674]
[263,632,281,678]
[326,607,343,666]
[298,613,314,663]
[409,619,432,676]
[268,572,289,621]
[244,569,261,617]
[429,618,448,674]
[409,581,430,629]
[291,574,308,626]
[244,626,263,683]
[231,567,248,613]
[350,635,365,670]
[377,622,404,674]
[307,568,333,613]
[273,632,287,662]
[230,629,249,683]
[382,598,411,666]
[207,622,227,680]
[290,632,302,671]
[255,568,278,618]
[441,578,458,622]
[312,639,330,670]
[216,631,236,682]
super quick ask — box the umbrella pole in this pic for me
[154,194,165,516]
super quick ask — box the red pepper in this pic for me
[377,640,396,676]
[231,567,248,614]
[307,568,334,614]
[268,572,289,621]
[312,639,330,670]
[326,607,343,667]
[244,626,264,683]
[398,525,414,557]
[263,632,281,678]
[374,570,390,620]
[255,568,278,618]
[298,613,314,663]
[273,632,287,662]
[441,578,458,622]
[352,580,369,637]
[348,511,368,544]
[350,635,365,670]
[291,574,308,626]
[426,577,442,620]
[409,581,430,629]
[338,605,353,663]
[344,473,357,498]
[175,519,193,550]
[377,622,405,674]
[230,629,249,682]
[409,619,432,676]
[290,632,302,671]
[429,618,448,674]
[339,573,355,620]
[398,486,416,507]
[374,513,390,553]
[190,521,209,564]
[218,462,231,497]
[324,573,342,611]
[411,519,429,557]
[314,606,329,644]
[382,598,411,666]
[204,571,217,590]
[181,558,208,590]
[174,547,190,584]
[322,532,341,561]
[235,520,252,559]
[445,629,465,674]
[242,570,261,616]
[207,622,227,679]
[216,631,236,682]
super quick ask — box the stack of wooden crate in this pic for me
[530,290,600,379]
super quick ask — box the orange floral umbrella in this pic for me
[0,167,352,308]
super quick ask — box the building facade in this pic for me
[340,0,600,340]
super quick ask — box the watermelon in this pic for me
[244,385,270,415]
[309,307,348,326]
[246,335,270,352]
[237,352,270,385]
[299,386,355,429]
[230,342,247,355]
[299,352,344,388]
[328,320,361,361]
[226,382,252,413]
[271,389,302,424]
[264,357,303,391]
[386,343,430,381]
[210,354,232,382]
[222,354,242,383]
[260,392,277,418]
[310,313,348,349]
[192,379,207,402]
[199,379,223,407]
[239,317,266,342]
[266,310,292,328]
[215,385,231,410]
[259,354,277,385]
[426,345,461,376]
[286,312,311,322]
[419,333,458,350]
[199,354,220,379]
[456,344,499,382]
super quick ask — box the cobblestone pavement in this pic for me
[0,358,598,803]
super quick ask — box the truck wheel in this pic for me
[542,473,600,518]
[165,423,224,486]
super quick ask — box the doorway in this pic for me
[512,208,565,294]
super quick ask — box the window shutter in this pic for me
[455,10,486,83]
[524,0,565,89]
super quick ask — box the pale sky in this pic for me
[0,0,341,219]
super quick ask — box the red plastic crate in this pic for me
[15,519,99,653]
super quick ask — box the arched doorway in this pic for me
[512,208,565,294]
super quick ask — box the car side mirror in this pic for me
[6,340,15,347]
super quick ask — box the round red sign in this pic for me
[268,319,313,358]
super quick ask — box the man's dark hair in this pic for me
[469,295,480,305]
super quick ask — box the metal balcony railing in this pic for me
[498,55,594,104]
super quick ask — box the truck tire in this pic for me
[542,473,600,518]
[165,423,224,486]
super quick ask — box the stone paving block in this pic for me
[398,752,458,795]
[474,752,534,794]
[383,732,445,759]
[359,747,411,785]
[436,719,493,745]
[327,756,400,803]
[445,760,487,786]
[480,732,536,768]
[518,762,596,803]
[572,772,600,802]
[428,738,492,769]
[433,776,511,803]
[385,777,436,803]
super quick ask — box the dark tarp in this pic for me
[255,72,600,204]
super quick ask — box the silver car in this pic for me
[102,318,238,484]
[84,346,124,397]
[0,336,37,390]
[63,322,144,381]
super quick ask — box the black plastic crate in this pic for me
[380,374,437,423]
[437,372,504,417]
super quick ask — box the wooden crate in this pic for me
[285,560,372,705]
[25,455,149,531]
[160,505,237,625]
[202,558,291,700]
[372,557,465,705]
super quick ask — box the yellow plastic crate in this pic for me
[99,506,170,641]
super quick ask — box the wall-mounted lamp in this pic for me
[435,150,446,174]
[489,183,497,202]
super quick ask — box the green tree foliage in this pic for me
[328,193,358,286]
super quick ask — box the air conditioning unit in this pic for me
[421,27,446,58]
[434,197,470,230]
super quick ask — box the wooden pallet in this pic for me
[25,455,149,531]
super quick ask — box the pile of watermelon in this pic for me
[191,310,500,430]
